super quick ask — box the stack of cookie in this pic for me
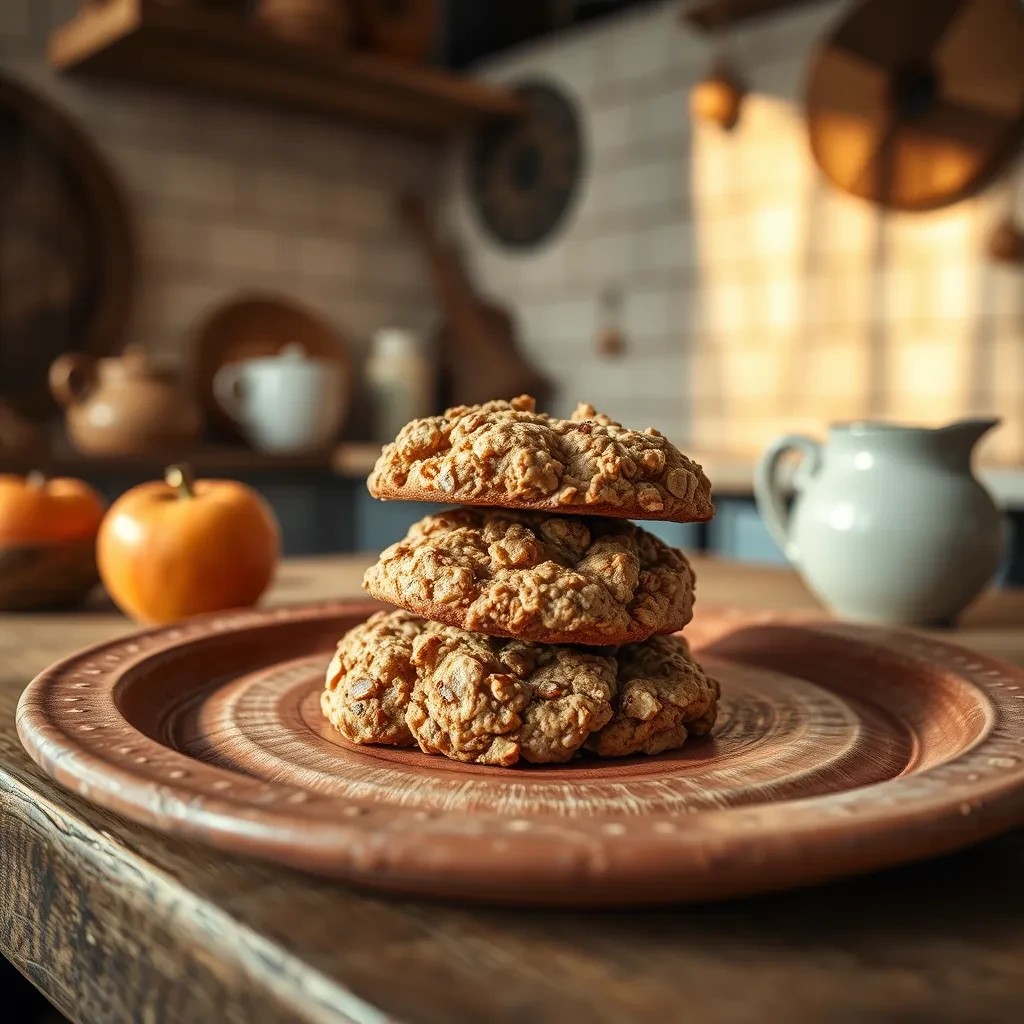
[322,396,720,767]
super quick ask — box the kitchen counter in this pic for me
[2,554,1024,1024]
[6,443,1022,578]
[0,441,384,478]
[7,441,1024,508]
[692,449,1024,508]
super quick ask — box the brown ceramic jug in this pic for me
[50,345,204,456]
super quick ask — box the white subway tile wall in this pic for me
[4,0,1021,458]
[1,0,440,397]
[445,0,1024,462]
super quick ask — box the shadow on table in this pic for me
[490,828,1024,939]
[2,957,67,1022]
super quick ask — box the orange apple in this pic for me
[0,472,105,545]
[98,465,280,624]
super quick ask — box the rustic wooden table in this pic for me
[2,556,1024,1024]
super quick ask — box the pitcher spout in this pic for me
[937,417,1001,463]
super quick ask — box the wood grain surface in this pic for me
[3,556,1024,1023]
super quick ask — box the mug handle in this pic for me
[753,434,823,564]
[213,364,246,424]
[49,353,95,407]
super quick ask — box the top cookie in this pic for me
[367,395,714,523]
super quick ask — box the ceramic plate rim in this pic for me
[16,600,1024,905]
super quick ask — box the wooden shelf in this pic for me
[50,0,524,137]
[0,442,382,479]
[682,0,829,31]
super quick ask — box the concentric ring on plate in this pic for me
[172,653,910,816]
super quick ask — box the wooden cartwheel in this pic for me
[0,73,134,415]
[805,0,1024,210]
[16,600,1024,906]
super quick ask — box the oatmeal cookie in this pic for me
[407,624,616,766]
[367,395,714,523]
[586,634,720,758]
[363,508,695,646]
[320,609,421,747]
[321,612,719,765]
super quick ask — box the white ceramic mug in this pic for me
[213,345,346,453]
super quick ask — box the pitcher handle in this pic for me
[213,364,247,425]
[49,353,95,407]
[754,434,823,563]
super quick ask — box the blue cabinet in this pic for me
[645,498,786,564]
[355,491,447,552]
[707,498,787,565]
[84,471,1024,585]
[638,520,703,550]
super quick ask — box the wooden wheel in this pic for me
[469,81,584,249]
[0,73,133,416]
[806,0,1024,210]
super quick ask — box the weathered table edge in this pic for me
[0,755,393,1024]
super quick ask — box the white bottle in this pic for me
[365,328,434,440]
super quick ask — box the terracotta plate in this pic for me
[16,602,1024,906]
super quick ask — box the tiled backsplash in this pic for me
[445,0,1024,461]
[1,0,440,398]
[4,0,1022,460]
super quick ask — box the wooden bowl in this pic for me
[0,537,99,612]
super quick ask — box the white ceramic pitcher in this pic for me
[754,419,1006,626]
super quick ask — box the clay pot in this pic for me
[50,345,204,456]
[690,65,745,131]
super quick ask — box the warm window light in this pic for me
[690,65,745,131]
